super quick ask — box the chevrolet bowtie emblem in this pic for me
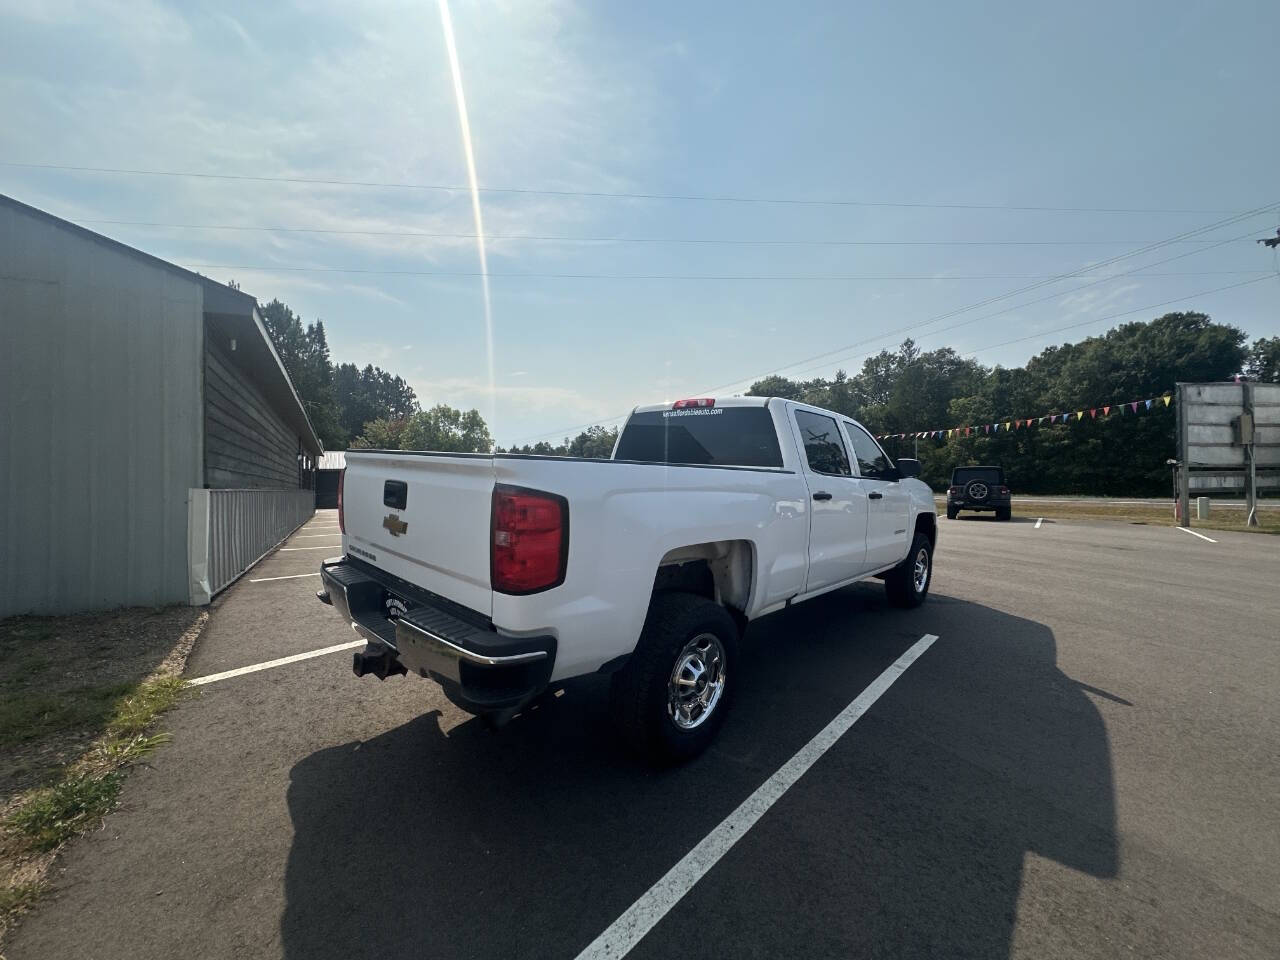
[382,513,408,537]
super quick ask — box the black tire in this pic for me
[964,479,991,504]
[885,532,933,608]
[997,506,1011,521]
[946,505,958,520]
[610,593,738,764]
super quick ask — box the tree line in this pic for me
[495,425,620,459]
[746,314,1277,495]
[259,289,1278,496]
[258,297,492,453]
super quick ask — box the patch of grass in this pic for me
[4,773,123,853]
[105,675,187,738]
[936,497,1280,534]
[0,684,134,749]
[0,607,204,953]
[0,654,54,689]
[94,732,174,766]
[1031,502,1280,534]
[0,623,55,647]
[0,880,46,928]
[0,678,190,858]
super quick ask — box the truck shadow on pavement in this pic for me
[280,588,1117,960]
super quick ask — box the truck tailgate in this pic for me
[341,451,494,616]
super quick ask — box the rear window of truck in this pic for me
[953,467,1003,484]
[615,407,784,468]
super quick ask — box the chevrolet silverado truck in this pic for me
[318,397,937,762]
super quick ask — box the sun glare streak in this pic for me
[437,0,495,439]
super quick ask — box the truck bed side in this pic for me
[490,456,810,680]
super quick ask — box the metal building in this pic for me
[0,194,322,616]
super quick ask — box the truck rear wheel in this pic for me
[885,532,932,608]
[610,593,738,764]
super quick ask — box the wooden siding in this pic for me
[204,338,301,489]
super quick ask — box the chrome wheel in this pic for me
[912,547,930,593]
[668,633,726,730]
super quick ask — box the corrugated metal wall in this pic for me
[187,489,315,603]
[0,203,204,616]
[204,339,303,488]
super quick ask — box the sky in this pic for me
[2,0,1278,447]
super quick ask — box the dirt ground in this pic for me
[0,606,205,805]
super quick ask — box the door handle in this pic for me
[868,491,884,500]
[812,491,833,501]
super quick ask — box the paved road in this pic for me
[10,511,1279,959]
[934,494,1279,510]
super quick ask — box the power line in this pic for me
[966,274,1274,355]
[731,226,1266,386]
[510,204,1278,443]
[507,273,1273,447]
[688,219,1275,394]
[71,217,1244,247]
[181,263,1266,282]
[0,159,1238,213]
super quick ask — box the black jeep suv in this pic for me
[947,465,1011,520]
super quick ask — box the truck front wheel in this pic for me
[610,594,738,764]
[885,532,932,608]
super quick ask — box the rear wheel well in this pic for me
[650,540,753,636]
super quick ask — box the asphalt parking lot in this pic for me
[9,510,1280,959]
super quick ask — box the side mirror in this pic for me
[895,458,921,479]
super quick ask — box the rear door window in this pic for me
[614,406,783,467]
[794,410,852,476]
[844,423,899,481]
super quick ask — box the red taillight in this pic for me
[948,486,961,494]
[491,486,568,594]
[999,486,1009,495]
[673,398,715,409]
[337,468,346,534]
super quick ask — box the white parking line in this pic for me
[1035,517,1043,529]
[279,544,340,551]
[1176,527,1218,543]
[248,572,322,583]
[574,633,939,960]
[187,640,364,686]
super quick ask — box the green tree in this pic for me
[259,298,421,450]
[753,313,1248,495]
[354,405,492,453]
[333,363,418,440]
[1246,336,1280,382]
[565,425,619,458]
[747,375,806,401]
[260,299,345,448]
[350,417,410,450]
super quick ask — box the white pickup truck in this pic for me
[318,396,937,761]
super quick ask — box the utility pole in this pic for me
[1244,226,1278,525]
[1175,384,1191,525]
[1243,382,1259,527]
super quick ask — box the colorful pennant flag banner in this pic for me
[874,393,1174,442]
